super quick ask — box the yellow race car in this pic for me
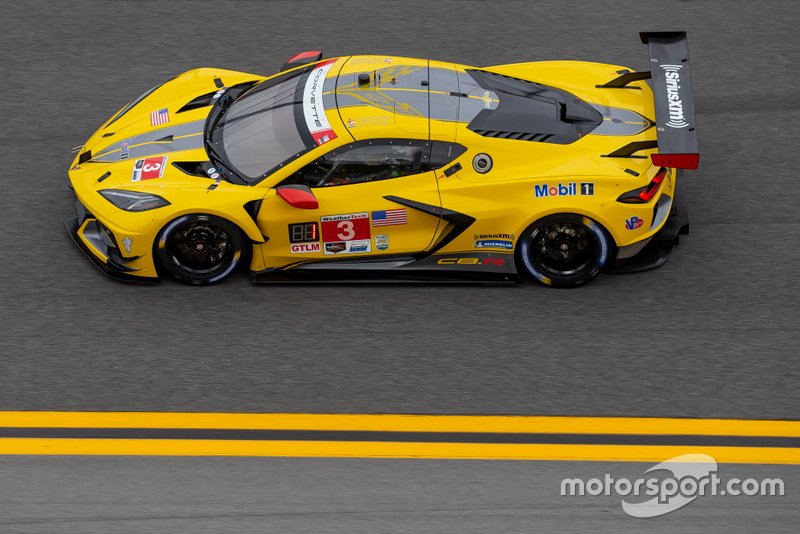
[66,32,699,287]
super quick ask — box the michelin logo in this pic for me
[661,65,689,128]
[475,239,513,250]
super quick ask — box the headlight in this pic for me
[99,189,171,212]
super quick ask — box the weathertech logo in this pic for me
[661,65,689,128]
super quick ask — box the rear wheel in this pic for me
[155,214,245,285]
[517,214,612,287]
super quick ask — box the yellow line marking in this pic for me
[2,413,798,463]
[0,439,796,464]
[1,412,799,436]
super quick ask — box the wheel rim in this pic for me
[165,221,233,276]
[528,221,598,277]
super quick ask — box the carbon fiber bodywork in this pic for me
[65,217,158,283]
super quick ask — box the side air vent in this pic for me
[472,130,554,142]
[172,161,210,177]
[176,91,218,113]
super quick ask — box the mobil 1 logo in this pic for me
[534,182,594,198]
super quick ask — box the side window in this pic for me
[283,139,431,188]
[430,141,467,170]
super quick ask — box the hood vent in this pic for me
[172,161,211,177]
[176,91,217,113]
[465,69,602,144]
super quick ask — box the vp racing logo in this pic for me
[661,64,689,128]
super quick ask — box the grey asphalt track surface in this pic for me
[0,457,795,534]
[1,0,798,417]
[1,1,799,532]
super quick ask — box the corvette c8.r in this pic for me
[66,32,699,287]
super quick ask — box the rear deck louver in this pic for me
[472,130,554,142]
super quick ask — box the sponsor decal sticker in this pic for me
[661,65,689,128]
[131,156,167,181]
[149,107,170,127]
[321,212,371,254]
[535,182,594,197]
[303,60,338,146]
[348,240,370,253]
[371,209,407,227]
[290,242,321,254]
[375,234,389,251]
[474,234,514,251]
[475,233,513,240]
[475,239,513,250]
[325,242,347,254]
[436,257,507,266]
[625,216,645,230]
[119,139,130,160]
[353,116,390,128]
[122,236,133,254]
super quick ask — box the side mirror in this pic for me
[280,50,323,72]
[276,185,319,210]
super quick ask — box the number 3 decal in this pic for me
[320,213,370,246]
[143,162,162,173]
[336,220,355,240]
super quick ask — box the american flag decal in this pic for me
[150,107,169,126]
[371,209,407,227]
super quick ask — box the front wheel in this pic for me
[517,214,613,288]
[155,214,246,285]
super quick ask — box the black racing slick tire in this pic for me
[517,214,613,288]
[155,214,246,285]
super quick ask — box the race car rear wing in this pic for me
[600,32,699,170]
[642,31,699,169]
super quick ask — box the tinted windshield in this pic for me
[213,71,313,182]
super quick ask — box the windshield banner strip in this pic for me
[302,60,338,146]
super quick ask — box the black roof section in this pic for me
[465,69,602,144]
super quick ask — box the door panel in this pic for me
[257,170,442,268]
